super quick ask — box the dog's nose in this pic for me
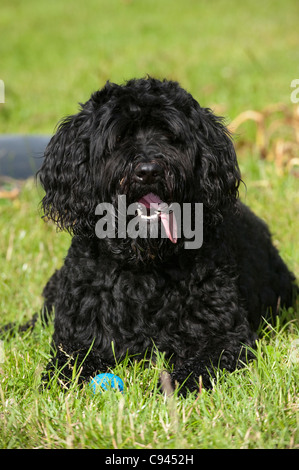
[134,161,164,184]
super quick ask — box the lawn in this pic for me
[0,0,298,450]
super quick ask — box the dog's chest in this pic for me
[100,268,187,321]
[63,250,209,360]
[90,266,205,358]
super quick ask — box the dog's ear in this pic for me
[37,104,95,235]
[37,83,117,236]
[190,104,241,223]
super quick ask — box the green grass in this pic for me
[0,0,299,450]
[1,0,299,133]
[0,307,298,449]
[0,161,298,450]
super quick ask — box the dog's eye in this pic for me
[163,132,180,145]
[168,135,181,146]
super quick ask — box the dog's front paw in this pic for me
[170,364,214,396]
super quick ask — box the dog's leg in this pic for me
[42,340,111,387]
[169,338,256,396]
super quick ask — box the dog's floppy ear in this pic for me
[190,103,241,223]
[37,83,117,236]
[37,105,95,235]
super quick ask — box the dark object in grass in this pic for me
[0,134,49,179]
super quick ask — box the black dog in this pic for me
[37,77,296,394]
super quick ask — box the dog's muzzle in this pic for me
[122,158,178,243]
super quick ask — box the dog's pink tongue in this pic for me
[138,193,177,243]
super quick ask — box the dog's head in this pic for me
[38,77,240,262]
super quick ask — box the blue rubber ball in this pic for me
[90,373,124,394]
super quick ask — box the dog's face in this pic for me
[38,78,240,263]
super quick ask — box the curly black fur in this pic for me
[37,77,296,394]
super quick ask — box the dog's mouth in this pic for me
[136,192,177,243]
